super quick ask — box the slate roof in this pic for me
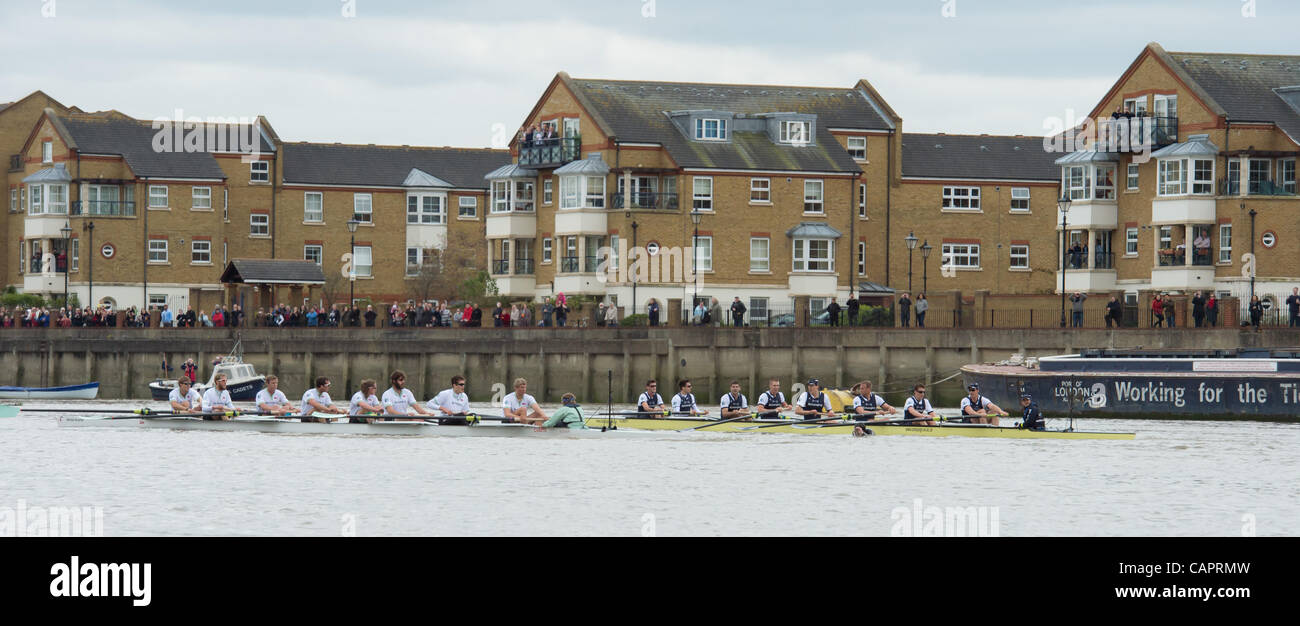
[786,222,843,238]
[564,76,890,173]
[220,259,326,285]
[54,113,266,180]
[1167,51,1300,144]
[0,102,11,114]
[283,143,509,189]
[902,134,1059,181]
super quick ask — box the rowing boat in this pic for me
[582,415,1136,440]
[0,382,99,400]
[56,415,667,439]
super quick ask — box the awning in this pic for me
[220,259,325,285]
[403,168,453,188]
[1150,134,1220,158]
[554,153,609,175]
[484,163,538,180]
[785,222,843,238]
[856,281,896,295]
[1054,150,1118,165]
[23,163,72,183]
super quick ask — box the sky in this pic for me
[1,0,1297,148]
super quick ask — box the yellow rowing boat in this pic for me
[582,416,1135,440]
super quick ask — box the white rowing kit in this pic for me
[300,388,333,416]
[502,392,538,417]
[201,388,233,412]
[381,387,418,414]
[431,388,471,415]
[256,388,290,409]
[168,387,202,409]
[349,391,380,416]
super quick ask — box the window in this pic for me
[9,188,15,212]
[353,193,372,223]
[29,185,42,213]
[1158,159,1186,196]
[695,118,727,141]
[1192,159,1214,195]
[560,176,580,209]
[749,297,769,322]
[406,248,423,276]
[803,180,823,213]
[1159,226,1172,249]
[222,242,227,265]
[250,213,269,236]
[543,179,553,205]
[1009,244,1029,269]
[941,243,980,269]
[46,184,67,214]
[223,189,228,221]
[563,117,580,138]
[18,240,24,274]
[1126,227,1139,256]
[191,186,211,210]
[71,238,79,272]
[793,238,833,272]
[1065,166,1090,201]
[148,239,168,263]
[750,178,770,203]
[353,246,372,277]
[407,193,444,224]
[149,294,167,308]
[693,177,713,211]
[585,176,605,208]
[858,183,867,217]
[750,237,769,272]
[191,240,211,264]
[42,141,53,164]
[250,161,269,183]
[458,196,477,218]
[1249,159,1271,193]
[1123,96,1148,115]
[1227,160,1241,192]
[542,238,552,264]
[857,241,866,275]
[781,121,810,144]
[1010,188,1030,212]
[1281,159,1297,193]
[149,185,168,208]
[1127,163,1139,190]
[304,245,322,265]
[304,192,323,222]
[1219,224,1232,264]
[847,136,866,160]
[1095,164,1116,199]
[693,236,713,272]
[943,186,981,210]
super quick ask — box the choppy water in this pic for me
[2,400,1297,536]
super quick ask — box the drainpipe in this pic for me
[142,177,148,312]
[849,173,857,302]
[885,129,894,286]
[270,153,278,259]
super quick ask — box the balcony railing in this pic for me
[72,200,136,217]
[560,256,579,273]
[608,191,679,211]
[9,155,21,172]
[1095,115,1178,151]
[518,136,581,168]
[1093,252,1114,270]
[1218,179,1297,197]
[584,255,600,273]
[491,259,510,275]
[514,258,535,275]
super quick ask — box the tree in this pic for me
[407,235,488,303]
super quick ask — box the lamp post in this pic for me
[1248,205,1256,302]
[920,240,932,294]
[60,221,72,308]
[1058,195,1072,328]
[347,216,360,309]
[690,209,702,321]
[626,210,638,316]
[905,231,918,293]
[83,220,94,308]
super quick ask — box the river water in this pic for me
[2,400,1297,537]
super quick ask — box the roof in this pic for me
[785,222,843,238]
[484,162,538,180]
[220,259,325,285]
[23,163,71,183]
[283,143,509,188]
[553,153,609,175]
[54,112,267,180]
[1150,134,1220,158]
[0,102,10,114]
[1164,48,1300,144]
[564,76,889,172]
[1054,150,1119,165]
[903,134,1060,180]
[856,281,896,295]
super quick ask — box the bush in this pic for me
[620,313,648,327]
[853,305,894,327]
[1,292,46,308]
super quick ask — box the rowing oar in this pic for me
[741,413,842,430]
[678,411,767,432]
[96,410,255,420]
[20,407,193,414]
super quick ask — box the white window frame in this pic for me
[407,192,445,224]
[1191,158,1214,195]
[1010,187,1030,212]
[9,188,16,212]
[250,161,269,183]
[792,238,834,272]
[1095,164,1116,199]
[693,236,713,272]
[191,186,212,210]
[304,192,324,223]
[458,196,477,218]
[149,185,169,209]
[406,247,423,276]
[45,184,67,214]
[695,118,727,141]
[1123,96,1148,115]
[18,240,24,274]
[492,180,511,213]
[1125,227,1139,256]
[941,243,980,269]
[846,136,866,160]
[29,185,41,214]
[942,186,981,210]
[750,237,769,272]
[693,177,713,211]
[1218,224,1232,264]
[780,121,810,144]
[542,238,552,264]
[71,237,79,272]
[560,176,580,210]
[750,178,770,204]
[543,179,553,205]
[1159,226,1172,249]
[191,240,211,264]
[42,140,53,164]
[354,246,372,277]
[1064,166,1090,201]
[749,297,769,323]
[1127,163,1140,190]
[803,180,824,214]
[1009,244,1029,269]
[585,176,605,208]
[222,241,227,265]
[1280,158,1297,194]
[148,239,169,264]
[353,193,373,223]
[858,182,867,218]
[857,241,866,275]
[250,213,269,237]
[1157,159,1187,196]
[304,245,322,265]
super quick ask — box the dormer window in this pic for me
[695,118,727,141]
[781,121,810,144]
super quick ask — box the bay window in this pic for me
[407,193,445,224]
[793,238,833,272]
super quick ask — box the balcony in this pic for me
[9,154,22,172]
[518,137,581,169]
[1219,179,1297,197]
[560,256,579,273]
[491,259,510,275]
[584,255,600,273]
[1157,248,1215,267]
[1095,115,1178,151]
[514,258,534,275]
[1057,269,1117,293]
[608,191,679,211]
[72,200,136,217]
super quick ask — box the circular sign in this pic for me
[101,243,115,259]
[1262,231,1277,249]
[646,241,661,256]
[1261,298,1273,311]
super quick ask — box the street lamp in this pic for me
[1248,204,1256,302]
[690,208,703,320]
[82,221,95,309]
[920,240,932,294]
[905,231,918,293]
[626,210,638,316]
[347,216,360,314]
[1058,195,1072,328]
[60,221,72,309]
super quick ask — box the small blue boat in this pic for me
[0,382,100,400]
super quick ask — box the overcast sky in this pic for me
[1,0,1296,148]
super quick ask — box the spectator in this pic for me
[555,299,569,327]
[915,293,929,328]
[364,305,377,327]
[1249,296,1264,332]
[692,300,706,326]
[708,297,722,328]
[1151,296,1164,327]
[1069,243,1083,269]
[470,304,483,327]
[542,299,555,327]
[1163,295,1175,329]
[898,293,912,328]
[845,297,859,327]
[160,305,174,328]
[648,299,660,327]
[517,303,529,327]
[493,302,503,328]
[461,304,473,327]
[503,304,514,328]
[596,301,608,327]
[1207,294,1218,327]
[604,302,618,328]
[1192,291,1207,328]
[826,297,841,327]
[182,358,198,383]
[211,307,224,327]
[1105,296,1122,328]
[200,310,213,327]
[730,297,747,327]
[1288,288,1300,328]
[1070,292,1086,328]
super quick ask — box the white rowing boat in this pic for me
[56,415,669,439]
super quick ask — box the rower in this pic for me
[541,392,589,430]
[671,379,707,416]
[168,378,202,413]
[719,381,749,419]
[255,375,294,416]
[794,379,835,421]
[902,384,937,426]
[637,380,665,416]
[755,378,792,418]
[852,380,897,421]
[200,373,235,421]
[300,376,346,423]
[429,375,473,425]
[348,379,383,424]
[959,383,1007,425]
[1019,393,1046,431]
[382,370,433,420]
[503,377,547,425]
